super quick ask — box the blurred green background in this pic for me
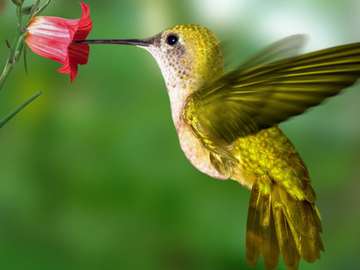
[1,0,360,269]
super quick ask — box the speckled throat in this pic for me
[143,25,226,179]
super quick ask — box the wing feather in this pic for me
[184,41,360,143]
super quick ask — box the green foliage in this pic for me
[0,1,359,270]
[0,0,51,127]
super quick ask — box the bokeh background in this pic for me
[1,0,360,269]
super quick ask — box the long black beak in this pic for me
[76,38,152,47]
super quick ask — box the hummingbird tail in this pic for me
[246,178,324,270]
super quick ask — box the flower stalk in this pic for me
[0,0,52,128]
[0,91,42,128]
[0,32,25,91]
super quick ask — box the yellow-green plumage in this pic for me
[143,24,360,270]
[83,24,360,270]
[155,25,360,270]
[232,127,323,269]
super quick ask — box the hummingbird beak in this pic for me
[76,37,154,47]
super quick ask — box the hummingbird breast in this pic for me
[166,81,228,180]
[176,119,228,180]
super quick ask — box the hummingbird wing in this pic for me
[224,34,307,71]
[184,42,360,144]
[238,34,308,69]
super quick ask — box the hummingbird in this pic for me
[79,24,360,270]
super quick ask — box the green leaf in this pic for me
[0,91,42,129]
[5,40,11,50]
[32,0,51,18]
[22,5,34,15]
[29,0,41,18]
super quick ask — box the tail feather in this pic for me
[276,185,324,261]
[246,184,261,266]
[272,198,300,270]
[262,205,280,269]
[246,179,323,270]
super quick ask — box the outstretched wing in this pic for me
[238,34,307,69]
[223,34,307,72]
[184,41,360,144]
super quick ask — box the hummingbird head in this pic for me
[143,24,224,91]
[78,24,224,124]
[80,24,224,92]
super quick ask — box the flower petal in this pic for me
[58,43,89,81]
[73,2,92,40]
[26,16,75,63]
[25,1,92,82]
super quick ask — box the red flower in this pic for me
[25,2,92,81]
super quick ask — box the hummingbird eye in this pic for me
[166,34,179,46]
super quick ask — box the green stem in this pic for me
[0,1,53,129]
[0,33,25,91]
[33,0,51,17]
[0,91,42,129]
